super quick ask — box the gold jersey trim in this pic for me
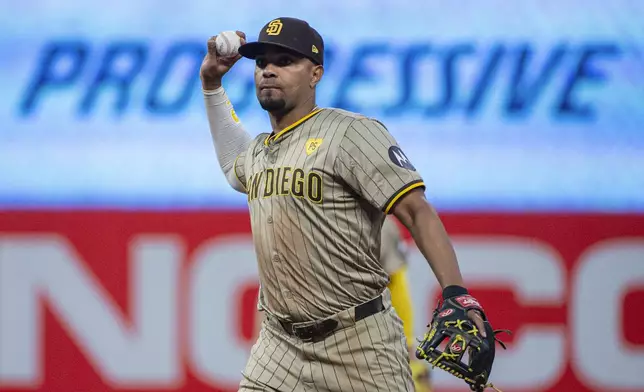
[384,180,426,214]
[264,108,323,146]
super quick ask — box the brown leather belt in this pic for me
[279,295,384,341]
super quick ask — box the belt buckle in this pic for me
[292,319,339,341]
[293,325,316,341]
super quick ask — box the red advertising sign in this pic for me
[0,211,643,392]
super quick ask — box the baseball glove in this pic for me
[415,294,510,392]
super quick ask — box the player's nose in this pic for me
[262,64,278,78]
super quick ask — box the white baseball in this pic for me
[215,31,241,57]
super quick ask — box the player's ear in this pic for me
[310,65,324,88]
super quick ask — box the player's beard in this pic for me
[258,96,287,112]
[257,88,288,113]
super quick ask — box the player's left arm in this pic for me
[391,188,486,335]
[391,190,464,290]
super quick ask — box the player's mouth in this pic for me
[259,84,281,91]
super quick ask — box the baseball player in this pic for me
[200,17,491,392]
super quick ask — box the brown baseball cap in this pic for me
[238,17,324,65]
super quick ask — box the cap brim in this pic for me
[238,41,312,62]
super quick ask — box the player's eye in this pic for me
[276,56,293,67]
[255,58,267,69]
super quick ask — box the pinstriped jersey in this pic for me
[380,216,408,275]
[256,217,408,312]
[234,108,425,322]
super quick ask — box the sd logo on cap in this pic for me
[239,17,324,66]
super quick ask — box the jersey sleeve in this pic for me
[334,118,425,214]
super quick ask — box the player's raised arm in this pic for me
[200,31,252,194]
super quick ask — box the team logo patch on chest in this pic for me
[305,138,323,156]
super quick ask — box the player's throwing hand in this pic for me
[200,31,246,90]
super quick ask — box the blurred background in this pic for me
[1,0,643,391]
